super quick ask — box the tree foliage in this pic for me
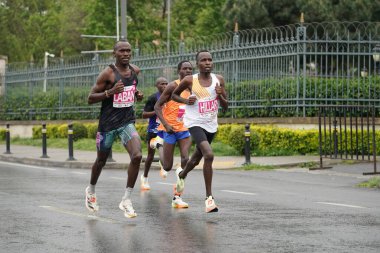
[0,0,379,63]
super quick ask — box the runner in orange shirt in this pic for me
[154,60,193,208]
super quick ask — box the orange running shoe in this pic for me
[172,195,189,208]
[140,175,151,191]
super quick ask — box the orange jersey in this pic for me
[157,79,190,132]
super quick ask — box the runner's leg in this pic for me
[177,136,191,169]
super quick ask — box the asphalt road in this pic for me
[1,161,379,253]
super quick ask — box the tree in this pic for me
[223,0,272,30]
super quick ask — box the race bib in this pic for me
[198,98,218,119]
[177,105,186,122]
[113,86,136,108]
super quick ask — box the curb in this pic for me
[0,154,161,170]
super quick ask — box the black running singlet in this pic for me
[98,64,139,132]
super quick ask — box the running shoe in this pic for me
[85,186,99,213]
[119,198,137,218]
[149,137,157,149]
[140,175,151,191]
[150,136,164,149]
[205,196,218,213]
[155,135,163,147]
[174,167,185,194]
[172,195,189,208]
[159,160,167,179]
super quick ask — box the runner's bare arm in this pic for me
[130,63,140,75]
[216,75,228,110]
[142,109,155,119]
[88,67,124,104]
[154,81,177,132]
[172,76,194,105]
[128,64,143,101]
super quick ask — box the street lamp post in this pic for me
[373,44,380,75]
[360,66,368,78]
[43,52,55,92]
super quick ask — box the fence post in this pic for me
[310,106,332,170]
[333,118,338,159]
[363,106,379,175]
[232,22,240,118]
[4,123,11,154]
[67,123,76,161]
[243,124,251,165]
[41,123,49,158]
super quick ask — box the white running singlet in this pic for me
[184,73,220,133]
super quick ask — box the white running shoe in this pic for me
[174,167,185,194]
[172,195,189,208]
[205,196,218,213]
[119,198,137,218]
[159,160,167,179]
[85,186,99,213]
[155,135,163,147]
[140,175,151,191]
[149,137,157,149]
[149,136,164,149]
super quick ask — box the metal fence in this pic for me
[1,21,380,120]
[311,105,379,175]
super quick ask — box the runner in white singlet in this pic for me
[171,50,228,213]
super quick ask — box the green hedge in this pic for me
[215,124,319,155]
[0,128,5,140]
[32,122,149,143]
[29,122,380,156]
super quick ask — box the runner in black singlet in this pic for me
[85,40,143,218]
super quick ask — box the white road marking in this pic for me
[221,190,257,196]
[70,172,87,175]
[315,202,367,209]
[39,205,119,223]
[156,182,174,186]
[0,161,56,171]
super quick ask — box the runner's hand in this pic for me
[188,95,196,105]
[135,90,144,101]
[112,80,124,94]
[164,124,174,134]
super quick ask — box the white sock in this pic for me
[89,184,95,194]
[123,187,133,200]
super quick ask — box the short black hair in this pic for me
[195,50,210,62]
[177,60,192,71]
[113,39,129,51]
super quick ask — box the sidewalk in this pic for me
[0,144,322,170]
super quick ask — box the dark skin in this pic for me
[154,62,193,171]
[171,51,228,197]
[87,41,143,189]
[142,77,168,178]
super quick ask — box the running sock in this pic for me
[123,187,133,200]
[89,184,96,194]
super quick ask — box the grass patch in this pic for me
[300,161,318,168]
[253,148,302,156]
[238,163,275,171]
[357,177,380,189]
[341,160,357,165]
